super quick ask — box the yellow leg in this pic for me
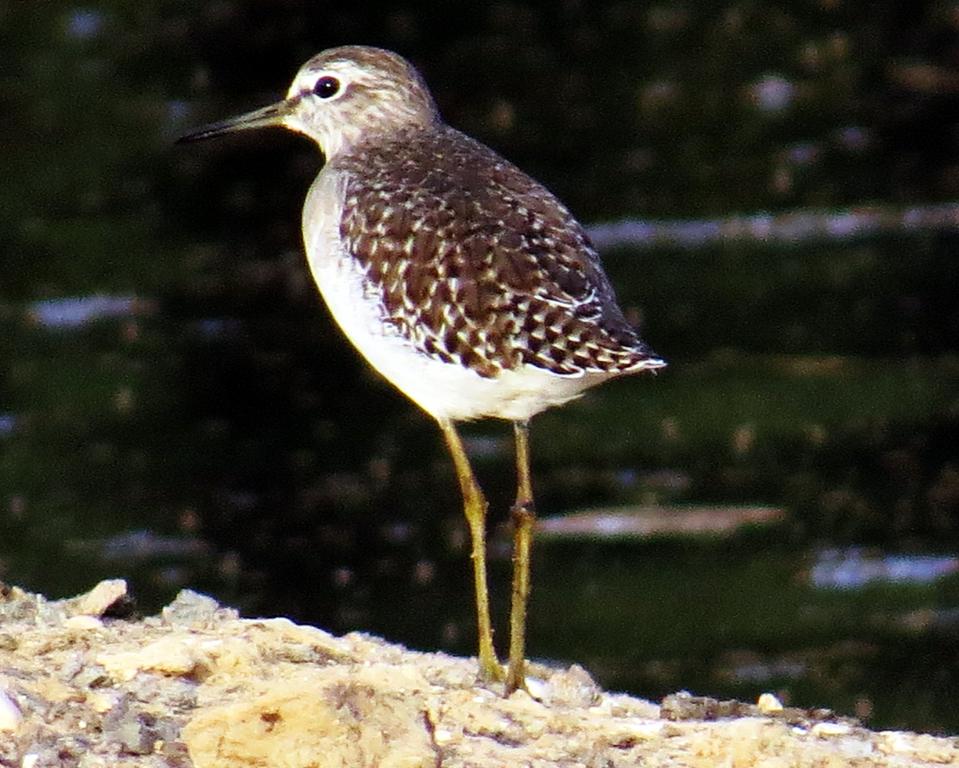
[506,420,535,694]
[438,418,502,683]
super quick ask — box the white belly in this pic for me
[301,170,609,422]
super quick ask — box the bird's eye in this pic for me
[313,76,341,99]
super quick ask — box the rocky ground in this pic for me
[0,580,956,767]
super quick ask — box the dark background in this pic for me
[2,1,958,733]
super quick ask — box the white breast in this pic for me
[300,169,614,422]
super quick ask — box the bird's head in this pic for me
[179,46,440,159]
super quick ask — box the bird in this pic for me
[179,45,664,694]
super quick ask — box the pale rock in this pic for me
[0,688,21,732]
[756,692,784,714]
[64,615,104,631]
[183,674,436,768]
[72,580,128,617]
[811,721,852,737]
[97,636,221,681]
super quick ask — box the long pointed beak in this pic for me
[177,98,297,143]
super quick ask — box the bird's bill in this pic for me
[177,99,295,143]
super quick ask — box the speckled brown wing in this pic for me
[338,126,661,379]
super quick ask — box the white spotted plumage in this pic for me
[180,44,666,694]
[187,44,665,419]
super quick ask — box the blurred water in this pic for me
[810,549,959,590]
[587,203,959,250]
[27,295,142,329]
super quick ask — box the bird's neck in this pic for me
[323,118,442,164]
